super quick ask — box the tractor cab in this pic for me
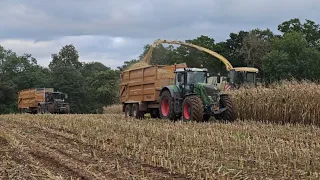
[174,68,209,95]
[45,92,68,102]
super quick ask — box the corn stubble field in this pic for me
[1,82,320,179]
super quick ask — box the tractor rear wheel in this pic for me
[159,90,176,120]
[182,95,204,122]
[215,95,237,122]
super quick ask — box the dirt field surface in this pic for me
[1,114,320,179]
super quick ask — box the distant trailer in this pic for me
[18,88,70,114]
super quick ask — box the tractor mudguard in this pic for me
[160,85,179,97]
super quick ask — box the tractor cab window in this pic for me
[175,72,184,87]
[187,71,206,85]
[52,93,63,100]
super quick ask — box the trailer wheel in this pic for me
[159,90,176,120]
[215,95,237,122]
[150,109,160,119]
[37,105,42,114]
[125,104,132,118]
[132,104,144,119]
[182,95,204,122]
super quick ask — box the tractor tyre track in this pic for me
[1,119,189,180]
[0,122,103,180]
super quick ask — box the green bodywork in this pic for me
[194,83,212,106]
[169,85,179,93]
[162,82,216,108]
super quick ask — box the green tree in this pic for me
[225,30,249,67]
[48,45,86,113]
[239,29,274,69]
[0,46,50,113]
[137,43,176,66]
[82,62,121,113]
[49,44,83,71]
[262,31,320,82]
[0,77,17,114]
[278,18,320,49]
[81,62,110,77]
[87,69,120,113]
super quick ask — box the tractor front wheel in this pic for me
[182,95,204,122]
[215,95,237,122]
[65,104,70,114]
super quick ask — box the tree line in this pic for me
[1,18,320,114]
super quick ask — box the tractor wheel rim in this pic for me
[161,98,169,116]
[183,103,190,120]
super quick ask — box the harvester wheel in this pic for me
[125,104,132,118]
[159,90,176,120]
[132,104,144,119]
[182,95,204,122]
[215,95,237,122]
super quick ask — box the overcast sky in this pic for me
[1,0,319,69]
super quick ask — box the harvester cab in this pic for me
[229,67,259,89]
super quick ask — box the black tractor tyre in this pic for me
[37,105,42,114]
[47,104,54,114]
[150,109,160,119]
[132,103,144,119]
[182,95,204,122]
[65,104,70,114]
[124,104,132,118]
[203,114,211,122]
[215,95,237,122]
[159,90,176,120]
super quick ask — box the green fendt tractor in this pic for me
[158,67,237,122]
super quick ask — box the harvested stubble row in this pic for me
[1,114,320,179]
[230,81,320,126]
